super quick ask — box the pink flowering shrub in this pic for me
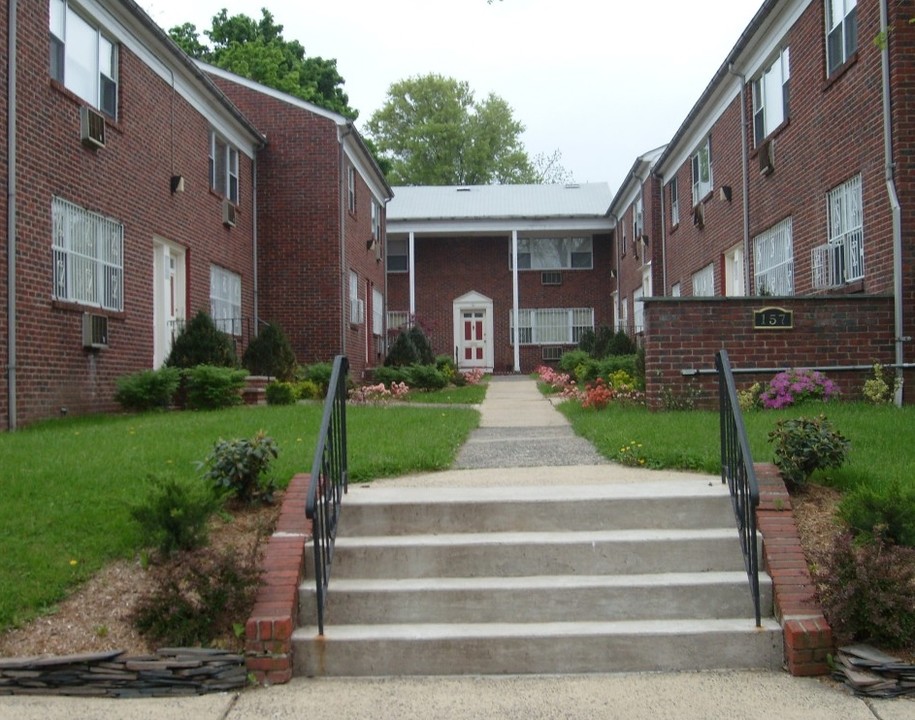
[535,365,572,391]
[759,368,841,410]
[581,378,614,410]
[461,368,486,385]
[350,381,410,404]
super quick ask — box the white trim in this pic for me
[387,218,613,235]
[453,292,494,372]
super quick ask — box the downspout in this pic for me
[653,170,667,295]
[609,212,619,327]
[339,125,354,358]
[728,62,751,296]
[880,0,906,406]
[511,229,520,372]
[252,155,259,333]
[7,1,17,430]
[408,231,415,318]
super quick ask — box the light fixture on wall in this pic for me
[170,175,185,194]
[366,237,378,251]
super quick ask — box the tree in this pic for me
[169,9,356,120]
[365,74,536,186]
[530,149,574,185]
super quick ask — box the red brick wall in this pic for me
[643,295,905,409]
[388,233,615,373]
[3,7,258,429]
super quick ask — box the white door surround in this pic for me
[453,291,494,372]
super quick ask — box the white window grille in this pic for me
[209,131,239,203]
[51,196,123,311]
[387,311,410,331]
[512,237,592,270]
[349,271,362,324]
[691,137,713,205]
[753,48,790,145]
[817,174,864,288]
[509,308,593,345]
[692,264,715,297]
[210,265,241,335]
[754,217,794,295]
[826,0,858,76]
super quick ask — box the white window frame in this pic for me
[632,196,643,240]
[512,237,593,271]
[347,166,356,214]
[691,137,713,205]
[349,270,363,325]
[725,245,745,297]
[387,237,408,272]
[51,196,124,311]
[826,0,858,76]
[372,288,384,335]
[371,199,382,240]
[49,0,118,117]
[209,131,239,203]
[825,174,864,284]
[387,311,410,331]
[671,282,681,297]
[753,217,794,296]
[692,264,715,297]
[510,308,593,345]
[210,265,242,335]
[632,287,644,334]
[753,48,790,146]
[669,177,679,226]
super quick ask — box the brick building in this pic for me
[386,184,615,373]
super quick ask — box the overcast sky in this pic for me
[136,0,764,191]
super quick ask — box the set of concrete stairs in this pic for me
[293,476,783,676]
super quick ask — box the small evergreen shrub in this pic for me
[204,430,278,504]
[607,330,638,356]
[407,325,435,365]
[132,545,261,648]
[814,531,915,648]
[265,381,296,406]
[242,322,297,380]
[767,414,850,490]
[166,311,237,369]
[385,330,421,366]
[114,367,181,412]
[839,479,915,547]
[130,474,218,557]
[184,365,248,410]
[293,379,323,400]
[299,362,333,396]
[405,364,447,390]
[373,365,410,387]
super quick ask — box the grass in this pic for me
[559,400,915,491]
[0,402,479,632]
[404,383,488,405]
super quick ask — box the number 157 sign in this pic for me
[754,306,793,330]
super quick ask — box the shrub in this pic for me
[242,323,296,380]
[293,379,323,400]
[559,350,590,376]
[130,475,218,557]
[767,414,850,490]
[406,325,435,366]
[405,364,448,391]
[839,479,915,547]
[435,355,457,380]
[132,545,261,648]
[737,382,763,412]
[350,382,409,404]
[608,330,638,357]
[166,311,237,369]
[596,355,639,385]
[184,365,248,410]
[114,367,181,412]
[862,363,901,405]
[385,330,420,367]
[759,368,841,410]
[204,430,278,504]
[813,532,915,648]
[373,365,410,388]
[581,378,613,410]
[461,368,486,385]
[299,362,333,395]
[265,380,296,406]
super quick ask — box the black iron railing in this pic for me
[715,349,761,627]
[305,355,350,635]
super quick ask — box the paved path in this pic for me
[1,376,912,719]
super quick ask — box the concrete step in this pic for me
[292,618,784,676]
[341,481,734,535]
[308,528,748,579]
[300,571,772,625]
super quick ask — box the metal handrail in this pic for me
[715,350,761,627]
[305,355,350,635]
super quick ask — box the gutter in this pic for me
[339,124,355,359]
[728,62,752,296]
[880,0,906,406]
[652,170,667,294]
[609,211,620,326]
[6,1,17,430]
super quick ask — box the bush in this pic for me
[596,355,640,387]
[405,364,448,391]
[608,330,638,357]
[265,381,296,406]
[114,367,181,412]
[385,330,420,367]
[242,323,297,381]
[407,325,435,366]
[435,355,457,380]
[204,430,278,504]
[767,414,850,490]
[184,365,248,410]
[759,368,841,410]
[293,379,323,400]
[839,479,915,547]
[558,350,590,376]
[166,311,237,369]
[862,363,901,405]
[130,475,218,557]
[373,365,410,388]
[298,362,333,396]
[813,532,915,648]
[132,545,261,648]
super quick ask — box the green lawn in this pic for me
[0,402,479,631]
[559,400,915,491]
[404,382,488,405]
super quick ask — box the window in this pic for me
[816,174,864,286]
[632,196,643,240]
[387,237,408,272]
[512,237,592,270]
[691,137,713,205]
[826,0,857,76]
[692,264,715,296]
[347,166,356,214]
[620,298,629,332]
[669,178,679,226]
[210,265,241,335]
[633,287,644,334]
[754,217,794,295]
[209,131,239,203]
[510,308,593,345]
[753,48,790,145]
[373,288,384,335]
[371,199,382,240]
[725,245,745,296]
[49,0,118,117]
[387,311,410,331]
[52,196,123,311]
[671,282,681,297]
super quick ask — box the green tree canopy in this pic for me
[365,74,537,186]
[169,8,356,120]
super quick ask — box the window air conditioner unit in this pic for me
[541,271,562,286]
[759,139,774,175]
[222,199,237,227]
[82,312,109,349]
[79,106,106,149]
[541,346,563,361]
[351,298,365,324]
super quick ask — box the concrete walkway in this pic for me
[1,376,912,719]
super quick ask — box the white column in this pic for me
[512,230,520,373]
[408,231,416,319]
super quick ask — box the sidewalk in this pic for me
[1,376,911,719]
